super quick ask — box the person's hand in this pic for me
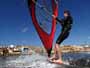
[52,15,56,18]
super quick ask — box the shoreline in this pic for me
[0,45,90,56]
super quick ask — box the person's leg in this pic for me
[52,31,70,63]
[54,32,65,61]
[55,43,62,60]
[49,33,64,61]
[49,32,64,60]
[49,45,57,60]
[49,28,70,61]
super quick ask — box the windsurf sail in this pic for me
[28,0,58,57]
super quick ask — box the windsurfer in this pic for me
[49,10,73,64]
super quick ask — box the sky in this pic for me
[0,0,90,46]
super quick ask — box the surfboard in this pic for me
[48,59,80,68]
[48,59,69,65]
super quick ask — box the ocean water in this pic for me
[0,52,90,68]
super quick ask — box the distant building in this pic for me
[83,47,90,52]
[61,45,84,53]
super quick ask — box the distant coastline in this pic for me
[0,44,90,56]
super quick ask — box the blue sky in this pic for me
[0,0,90,46]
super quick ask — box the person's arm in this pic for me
[56,17,62,23]
[52,15,64,25]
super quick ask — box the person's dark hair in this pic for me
[64,10,71,16]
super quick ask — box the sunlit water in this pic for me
[0,52,90,68]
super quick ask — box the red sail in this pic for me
[28,0,58,57]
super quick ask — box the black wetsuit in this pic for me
[56,16,73,44]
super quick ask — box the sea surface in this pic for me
[0,52,90,68]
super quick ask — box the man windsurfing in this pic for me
[49,10,73,64]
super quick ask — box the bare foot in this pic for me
[48,55,56,60]
[52,59,63,64]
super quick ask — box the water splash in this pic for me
[6,53,57,68]
[1,52,90,68]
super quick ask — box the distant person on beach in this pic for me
[49,10,73,64]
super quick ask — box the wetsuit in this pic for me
[56,16,73,44]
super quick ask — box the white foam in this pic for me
[6,53,57,68]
